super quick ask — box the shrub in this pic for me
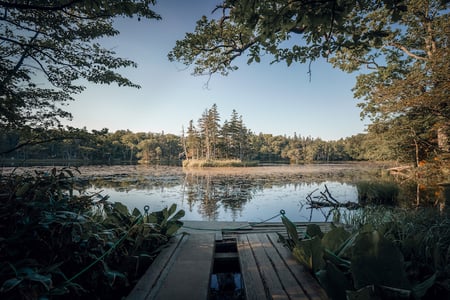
[280,208,450,299]
[0,168,184,299]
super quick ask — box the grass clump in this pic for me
[182,159,258,168]
[356,180,400,205]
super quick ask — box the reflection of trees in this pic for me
[183,174,264,220]
[72,167,449,221]
[80,175,184,192]
[397,182,449,213]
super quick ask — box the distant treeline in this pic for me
[0,104,417,165]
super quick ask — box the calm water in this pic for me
[79,164,404,222]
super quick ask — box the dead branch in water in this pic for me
[306,184,360,209]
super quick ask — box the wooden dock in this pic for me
[127,222,329,300]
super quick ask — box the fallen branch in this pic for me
[305,186,360,210]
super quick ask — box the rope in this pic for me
[181,209,286,232]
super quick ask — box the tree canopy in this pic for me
[0,0,160,130]
[169,0,450,164]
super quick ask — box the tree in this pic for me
[169,0,449,164]
[222,109,249,159]
[198,104,221,159]
[0,0,160,130]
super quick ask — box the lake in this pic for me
[72,162,424,223]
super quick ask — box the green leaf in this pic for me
[322,226,351,253]
[411,273,436,299]
[281,215,300,247]
[169,209,185,222]
[113,202,130,218]
[316,262,352,300]
[346,285,379,300]
[132,208,141,218]
[26,272,52,290]
[292,236,325,273]
[306,224,324,239]
[350,231,410,290]
[0,278,23,292]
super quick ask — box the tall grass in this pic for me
[182,159,258,168]
[356,181,400,205]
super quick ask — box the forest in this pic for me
[0,1,449,299]
[0,103,422,165]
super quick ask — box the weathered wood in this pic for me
[237,235,268,300]
[238,233,328,300]
[153,233,215,300]
[268,233,329,300]
[127,233,215,300]
[256,233,309,299]
[127,234,186,299]
[129,222,331,300]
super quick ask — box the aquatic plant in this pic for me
[279,210,450,300]
[182,159,258,168]
[0,168,184,299]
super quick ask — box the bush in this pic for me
[280,208,450,299]
[0,168,184,299]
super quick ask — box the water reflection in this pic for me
[79,165,449,222]
[83,172,359,222]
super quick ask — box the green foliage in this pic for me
[280,210,450,299]
[147,203,185,236]
[0,167,184,299]
[182,159,258,168]
[0,1,160,130]
[170,0,450,166]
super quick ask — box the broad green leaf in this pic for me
[113,202,130,218]
[0,278,22,292]
[316,262,352,300]
[281,215,300,246]
[306,224,324,239]
[169,209,185,222]
[350,231,410,290]
[292,236,325,272]
[346,285,379,300]
[411,273,436,299]
[322,226,351,253]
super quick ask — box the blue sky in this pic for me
[63,0,368,141]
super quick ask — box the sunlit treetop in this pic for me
[169,0,448,76]
[169,0,450,163]
[0,0,160,129]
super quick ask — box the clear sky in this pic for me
[63,0,369,141]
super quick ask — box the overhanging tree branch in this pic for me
[0,0,83,11]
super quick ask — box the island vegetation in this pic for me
[0,1,449,299]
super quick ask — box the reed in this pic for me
[182,159,258,168]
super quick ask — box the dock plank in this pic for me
[127,234,186,300]
[237,235,269,300]
[238,233,328,300]
[153,233,215,300]
[128,222,331,300]
[267,233,328,300]
[256,233,309,299]
[127,233,215,300]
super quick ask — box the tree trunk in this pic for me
[437,125,449,152]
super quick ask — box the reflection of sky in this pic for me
[88,181,358,222]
